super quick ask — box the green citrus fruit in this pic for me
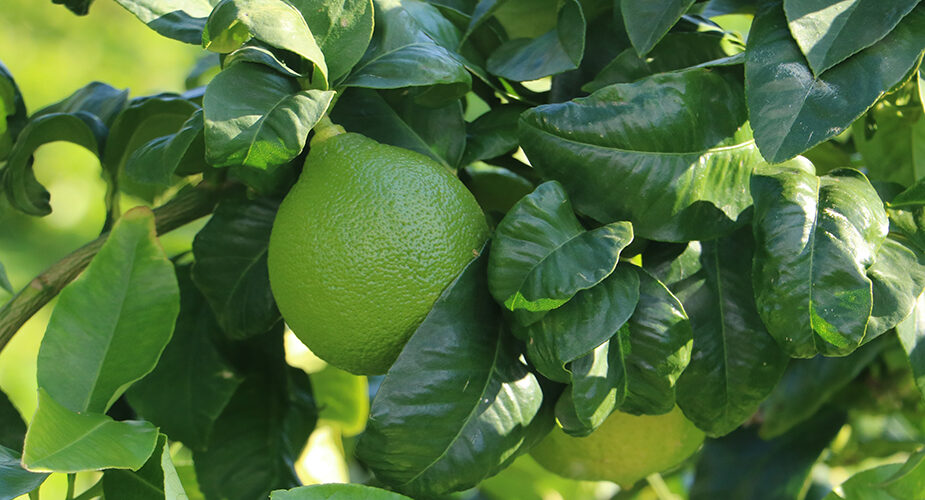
[267,131,490,375]
[530,406,705,488]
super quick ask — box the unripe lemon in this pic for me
[268,130,489,375]
[530,406,704,488]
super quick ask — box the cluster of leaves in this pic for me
[1,0,925,499]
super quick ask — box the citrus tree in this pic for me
[1,0,925,499]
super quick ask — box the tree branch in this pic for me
[0,181,234,353]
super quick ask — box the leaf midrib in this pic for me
[526,123,757,157]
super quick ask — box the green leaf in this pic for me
[824,463,905,500]
[751,166,889,358]
[783,0,920,76]
[36,207,180,414]
[52,0,94,14]
[0,61,28,162]
[620,0,696,56]
[0,391,24,451]
[310,365,369,437]
[113,0,214,44]
[329,88,466,168]
[127,266,243,451]
[759,339,885,438]
[486,0,585,81]
[0,260,11,295]
[487,181,634,312]
[194,330,317,500]
[203,0,328,85]
[673,229,789,437]
[288,0,375,83]
[191,196,281,339]
[33,80,129,127]
[745,1,925,163]
[271,484,412,499]
[102,434,187,499]
[0,446,47,500]
[22,389,159,473]
[460,104,527,166]
[880,448,925,500]
[898,294,925,401]
[460,163,535,226]
[203,62,334,168]
[125,109,208,187]
[343,0,472,106]
[867,238,925,340]
[690,408,846,500]
[356,251,547,497]
[853,89,925,186]
[519,69,759,242]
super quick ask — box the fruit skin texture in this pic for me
[530,406,705,488]
[268,132,490,375]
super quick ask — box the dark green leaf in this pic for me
[330,88,465,168]
[203,0,328,85]
[192,196,281,339]
[853,89,925,186]
[582,31,740,93]
[486,0,585,81]
[37,207,180,414]
[674,229,788,437]
[22,389,159,472]
[0,61,27,161]
[487,181,634,312]
[867,238,925,340]
[126,109,208,187]
[102,434,187,499]
[621,0,696,56]
[343,0,472,106]
[0,261,11,295]
[783,0,920,75]
[751,166,889,358]
[461,104,527,166]
[112,0,212,44]
[271,484,412,499]
[759,340,885,438]
[701,0,756,16]
[690,408,846,500]
[520,69,759,242]
[460,163,535,225]
[52,0,94,14]
[0,391,24,451]
[0,446,47,500]
[33,81,128,127]
[127,267,243,451]
[289,0,375,83]
[356,252,546,497]
[898,294,925,401]
[203,62,334,168]
[194,330,316,500]
[745,1,925,163]
[514,265,639,383]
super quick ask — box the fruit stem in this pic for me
[645,473,679,500]
[311,115,346,145]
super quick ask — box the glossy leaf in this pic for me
[113,0,214,44]
[514,265,639,383]
[127,267,243,451]
[356,252,546,497]
[343,0,472,106]
[289,0,375,83]
[460,163,535,226]
[621,0,696,56]
[461,104,527,166]
[271,484,412,499]
[745,1,925,163]
[520,69,759,242]
[488,181,634,312]
[0,446,47,500]
[759,339,885,438]
[898,294,925,401]
[0,391,24,451]
[310,366,369,437]
[192,196,281,339]
[203,0,328,84]
[32,80,128,126]
[330,88,466,168]
[690,408,846,500]
[486,0,585,81]
[0,61,27,161]
[673,229,789,437]
[194,331,316,500]
[37,207,180,414]
[867,238,925,340]
[22,389,159,473]
[102,434,187,499]
[783,0,920,75]
[126,109,208,187]
[751,166,889,358]
[203,62,334,168]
